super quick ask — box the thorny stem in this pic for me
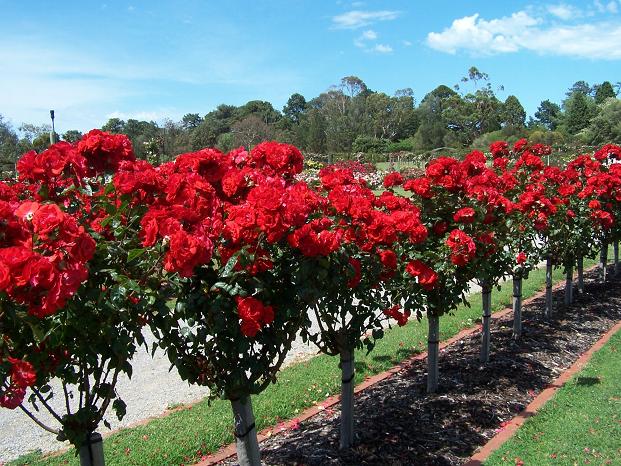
[19,403,60,435]
[32,387,64,424]
[62,381,72,417]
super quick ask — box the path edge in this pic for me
[463,319,621,465]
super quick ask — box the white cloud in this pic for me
[402,40,412,46]
[361,29,377,40]
[354,29,378,47]
[426,10,621,59]
[372,44,393,53]
[332,10,400,29]
[547,3,580,20]
[594,0,619,13]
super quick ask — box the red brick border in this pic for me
[463,319,621,465]
[196,270,591,465]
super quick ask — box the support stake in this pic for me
[79,432,105,466]
[231,396,261,466]
[480,284,492,363]
[564,265,573,305]
[339,348,355,450]
[545,257,553,320]
[512,275,522,340]
[427,315,440,393]
[577,256,584,294]
[601,243,608,283]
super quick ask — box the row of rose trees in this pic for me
[1,131,620,466]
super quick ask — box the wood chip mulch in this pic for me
[221,269,621,466]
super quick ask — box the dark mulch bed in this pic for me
[222,268,621,466]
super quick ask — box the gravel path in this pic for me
[0,276,497,462]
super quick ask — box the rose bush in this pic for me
[1,131,166,457]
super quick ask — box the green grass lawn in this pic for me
[485,328,621,466]
[10,259,604,465]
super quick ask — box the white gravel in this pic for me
[0,276,515,462]
[0,327,322,462]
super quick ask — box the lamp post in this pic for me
[50,110,56,145]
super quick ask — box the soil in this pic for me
[219,267,621,466]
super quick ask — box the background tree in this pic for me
[101,118,125,134]
[0,115,20,172]
[414,85,457,150]
[594,81,617,104]
[283,93,307,125]
[534,100,561,130]
[181,113,203,130]
[563,91,595,135]
[501,95,526,129]
[584,98,621,145]
[62,130,83,143]
[231,114,275,148]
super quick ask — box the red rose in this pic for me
[446,229,476,266]
[403,177,432,198]
[0,261,10,290]
[516,252,527,264]
[383,172,404,188]
[8,357,37,388]
[163,231,212,277]
[0,383,26,409]
[405,260,438,291]
[31,204,65,237]
[383,305,410,326]
[378,249,397,269]
[453,207,476,224]
[513,138,528,153]
[489,141,509,158]
[70,233,97,263]
[236,296,275,337]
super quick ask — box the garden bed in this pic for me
[216,268,621,466]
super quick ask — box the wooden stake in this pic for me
[231,397,261,466]
[577,256,584,294]
[564,265,573,305]
[339,349,355,449]
[480,283,492,363]
[79,432,105,466]
[427,315,440,393]
[600,243,608,282]
[512,275,522,340]
[545,257,553,320]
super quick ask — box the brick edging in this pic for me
[196,267,599,465]
[463,319,621,465]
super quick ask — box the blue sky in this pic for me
[1,0,620,133]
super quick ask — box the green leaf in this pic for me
[127,248,146,262]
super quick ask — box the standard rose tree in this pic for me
[290,167,427,449]
[141,142,323,466]
[495,140,554,335]
[586,145,621,281]
[0,132,166,465]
